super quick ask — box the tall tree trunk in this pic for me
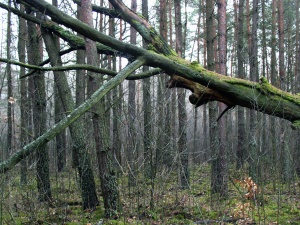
[206,0,218,194]
[236,0,246,170]
[174,0,189,189]
[142,0,153,180]
[277,0,290,183]
[215,0,228,197]
[54,87,66,172]
[270,0,277,189]
[248,0,259,182]
[112,7,122,172]
[41,29,99,210]
[127,0,137,187]
[26,9,52,202]
[295,0,300,177]
[81,0,121,216]
[52,0,66,172]
[18,3,28,185]
[6,0,12,163]
[159,0,172,169]
[142,0,155,210]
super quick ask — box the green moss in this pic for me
[291,120,300,130]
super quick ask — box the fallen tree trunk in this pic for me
[18,0,300,129]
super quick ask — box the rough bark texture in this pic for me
[213,0,228,197]
[27,10,52,202]
[127,0,137,187]
[174,0,189,190]
[42,28,98,210]
[18,4,28,185]
[6,0,12,163]
[248,0,259,181]
[81,0,121,216]
[236,0,246,170]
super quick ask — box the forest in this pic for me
[0,0,299,224]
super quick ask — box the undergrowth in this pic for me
[0,164,299,224]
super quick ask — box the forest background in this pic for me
[0,0,299,224]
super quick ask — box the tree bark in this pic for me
[6,0,12,163]
[248,0,259,182]
[236,0,246,170]
[18,3,28,185]
[80,0,121,216]
[174,0,189,190]
[41,28,99,210]
[26,9,52,202]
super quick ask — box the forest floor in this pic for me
[1,164,300,224]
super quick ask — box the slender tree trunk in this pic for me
[174,0,189,189]
[26,9,52,202]
[142,0,153,180]
[127,0,137,187]
[6,0,12,163]
[54,86,66,172]
[248,0,259,182]
[112,8,122,172]
[52,0,66,172]
[81,0,121,216]
[236,0,246,170]
[295,0,300,177]
[18,3,28,185]
[215,0,228,197]
[206,0,218,194]
[159,0,173,169]
[277,0,290,183]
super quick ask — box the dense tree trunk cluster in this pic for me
[0,0,299,221]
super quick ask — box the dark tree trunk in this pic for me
[248,0,259,182]
[18,3,28,185]
[81,0,121,216]
[6,0,12,163]
[206,0,218,194]
[41,28,99,209]
[127,0,137,187]
[236,0,246,170]
[26,9,52,202]
[295,0,300,177]
[52,0,67,172]
[215,0,228,197]
[174,0,189,189]
[54,87,66,172]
